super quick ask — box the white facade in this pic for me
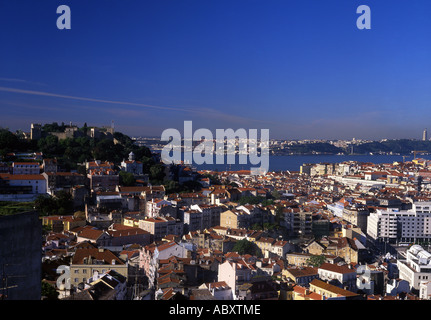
[183,210,203,232]
[419,281,431,300]
[12,162,40,175]
[146,199,172,218]
[367,202,431,243]
[0,174,47,200]
[120,152,143,175]
[317,263,357,292]
[397,245,431,290]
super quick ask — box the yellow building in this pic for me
[70,246,128,287]
[122,215,141,228]
[42,215,86,232]
[309,279,360,300]
[220,209,248,229]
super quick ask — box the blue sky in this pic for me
[1,0,431,140]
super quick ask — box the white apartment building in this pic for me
[12,162,40,175]
[318,263,357,292]
[397,244,431,290]
[146,198,172,218]
[419,280,431,300]
[367,201,431,244]
[0,173,47,201]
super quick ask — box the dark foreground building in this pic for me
[0,211,42,300]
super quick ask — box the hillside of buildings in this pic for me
[4,122,431,302]
[133,135,431,156]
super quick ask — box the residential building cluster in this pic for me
[5,129,431,301]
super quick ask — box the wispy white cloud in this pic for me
[0,78,47,86]
[0,78,27,83]
[0,86,274,126]
[0,86,192,112]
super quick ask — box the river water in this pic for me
[191,154,431,172]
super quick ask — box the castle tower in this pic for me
[30,123,42,140]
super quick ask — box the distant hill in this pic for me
[271,139,431,156]
[352,139,431,155]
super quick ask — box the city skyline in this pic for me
[1,1,431,140]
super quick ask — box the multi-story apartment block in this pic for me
[220,209,249,229]
[343,204,369,233]
[318,263,357,292]
[217,259,253,300]
[183,209,203,233]
[42,171,87,195]
[190,204,223,229]
[139,216,183,241]
[70,246,128,289]
[0,173,47,201]
[12,162,40,175]
[367,201,431,243]
[139,241,189,289]
[397,244,431,290]
[282,208,312,236]
[42,158,58,173]
[146,198,172,218]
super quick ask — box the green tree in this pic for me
[34,195,58,216]
[34,191,74,216]
[55,190,74,214]
[232,239,262,257]
[261,199,274,206]
[38,135,61,157]
[141,156,156,174]
[263,222,276,231]
[119,171,136,186]
[164,179,180,194]
[250,223,263,230]
[271,190,281,200]
[150,163,165,184]
[0,129,19,150]
[238,195,264,205]
[41,281,59,300]
[306,254,326,267]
